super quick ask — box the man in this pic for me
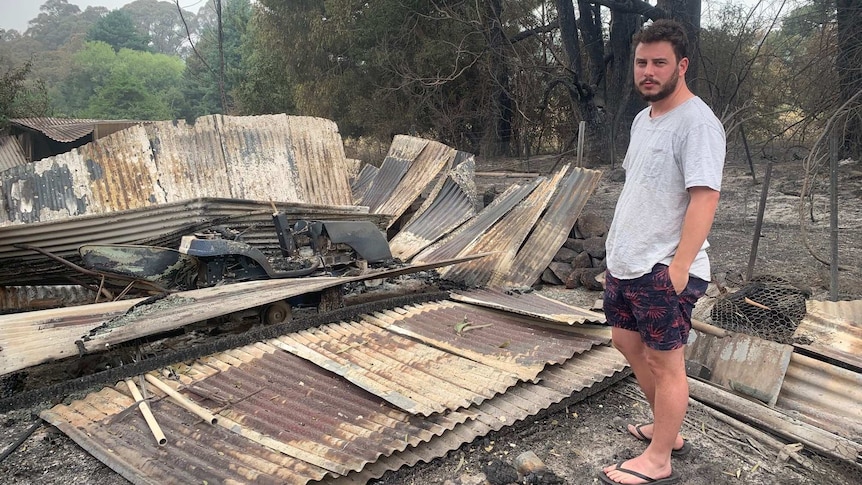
[600,19,725,485]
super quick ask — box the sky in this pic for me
[0,0,206,33]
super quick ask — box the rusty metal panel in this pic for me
[79,255,489,354]
[491,166,603,288]
[450,287,606,324]
[0,135,26,171]
[321,345,630,484]
[776,352,862,441]
[369,139,456,228]
[388,155,479,261]
[362,300,605,382]
[793,299,862,369]
[441,168,565,286]
[10,117,103,142]
[351,164,378,203]
[272,319,521,416]
[359,135,427,213]
[411,180,539,264]
[40,311,627,485]
[0,285,98,313]
[1,115,357,225]
[0,298,141,375]
[685,330,792,405]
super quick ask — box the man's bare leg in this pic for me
[604,331,687,483]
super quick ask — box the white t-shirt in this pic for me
[605,96,726,281]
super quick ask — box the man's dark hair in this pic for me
[633,19,689,63]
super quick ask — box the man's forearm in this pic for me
[671,186,720,273]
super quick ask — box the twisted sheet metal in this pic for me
[40,310,627,485]
[450,287,606,324]
[411,181,540,264]
[0,285,98,313]
[491,166,603,288]
[0,114,354,225]
[350,164,378,204]
[359,136,427,213]
[388,155,479,261]
[440,167,566,286]
[793,299,862,369]
[776,352,862,442]
[0,198,380,286]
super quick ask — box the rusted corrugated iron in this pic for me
[0,198,383,286]
[0,298,141,375]
[350,164,378,203]
[10,117,116,142]
[0,115,355,225]
[441,168,566,286]
[40,303,627,485]
[776,352,862,442]
[0,285,98,313]
[412,181,540,264]
[358,135,427,213]
[0,135,26,171]
[388,155,479,261]
[362,136,457,228]
[793,299,862,369]
[324,345,629,484]
[450,287,606,324]
[491,166,602,288]
[361,300,607,382]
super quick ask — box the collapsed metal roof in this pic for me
[0,135,26,171]
[9,117,138,143]
[39,296,624,485]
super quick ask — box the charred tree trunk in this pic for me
[607,10,643,165]
[836,0,862,158]
[482,0,514,157]
[557,0,603,165]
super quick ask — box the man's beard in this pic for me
[638,68,679,103]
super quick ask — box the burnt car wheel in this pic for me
[261,301,292,325]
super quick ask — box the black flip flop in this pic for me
[628,423,692,457]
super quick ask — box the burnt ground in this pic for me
[1,154,862,484]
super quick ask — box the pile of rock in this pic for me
[542,211,608,291]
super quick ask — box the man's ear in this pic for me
[678,56,689,76]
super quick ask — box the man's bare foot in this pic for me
[627,423,687,452]
[601,455,676,484]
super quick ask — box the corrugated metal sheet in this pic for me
[40,299,627,485]
[0,256,484,376]
[324,345,628,484]
[450,287,606,324]
[358,135,427,213]
[10,117,106,142]
[350,164,378,203]
[685,331,792,405]
[491,166,603,287]
[388,155,479,261]
[793,299,862,369]
[0,285,98,313]
[776,352,862,441]
[0,298,141,375]
[363,137,456,228]
[361,300,607,382]
[0,115,355,225]
[441,168,565,286]
[272,320,522,415]
[0,198,382,286]
[0,135,26,171]
[411,181,540,264]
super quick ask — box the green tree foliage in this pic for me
[57,41,184,119]
[180,0,253,118]
[122,0,200,56]
[87,9,152,52]
[0,59,50,128]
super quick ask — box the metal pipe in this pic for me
[746,163,772,281]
